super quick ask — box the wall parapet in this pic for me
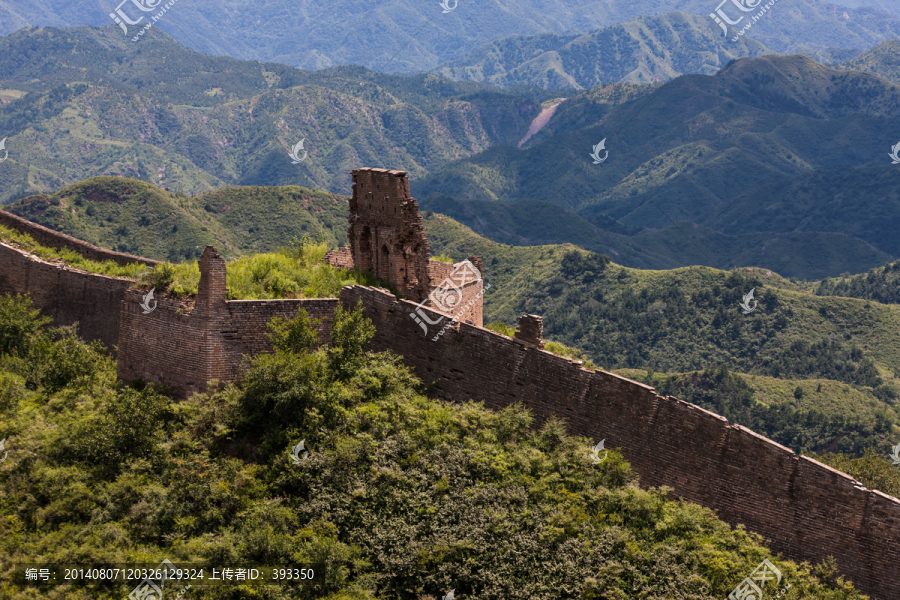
[339,284,900,600]
[0,239,134,352]
[0,209,160,267]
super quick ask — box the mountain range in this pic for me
[415,53,900,277]
[0,0,898,74]
[2,25,900,278]
[0,26,546,204]
[439,14,900,90]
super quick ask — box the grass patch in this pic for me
[0,224,146,279]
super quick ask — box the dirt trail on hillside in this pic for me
[518,98,566,148]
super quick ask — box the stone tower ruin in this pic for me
[347,168,432,303]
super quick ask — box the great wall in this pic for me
[0,168,898,599]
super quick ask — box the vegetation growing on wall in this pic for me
[0,223,146,279]
[0,225,391,301]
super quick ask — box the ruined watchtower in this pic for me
[348,168,431,302]
[324,167,484,326]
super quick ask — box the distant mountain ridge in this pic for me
[840,39,900,83]
[414,54,900,276]
[437,12,772,89]
[0,0,898,74]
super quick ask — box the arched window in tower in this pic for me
[358,226,373,271]
[405,245,419,289]
[378,244,391,281]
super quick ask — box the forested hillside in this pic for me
[5,178,351,262]
[415,54,900,278]
[841,39,900,84]
[0,27,545,204]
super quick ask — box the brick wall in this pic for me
[340,285,900,600]
[324,246,354,270]
[0,240,133,351]
[117,246,337,398]
[0,209,159,267]
[425,258,483,326]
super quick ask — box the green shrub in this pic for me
[328,301,376,379]
[544,340,598,370]
[141,262,177,292]
[0,293,51,357]
[37,325,111,393]
[485,321,515,337]
[268,308,321,354]
[431,253,455,264]
[58,386,172,477]
[0,371,26,412]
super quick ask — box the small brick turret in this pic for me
[514,314,544,348]
[195,246,227,314]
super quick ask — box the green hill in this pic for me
[616,366,898,457]
[438,12,771,89]
[814,259,900,304]
[5,178,352,262]
[841,39,900,84]
[422,215,900,380]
